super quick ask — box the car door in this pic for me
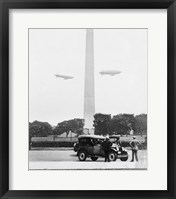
[79,138,93,155]
[93,139,101,156]
[84,138,94,155]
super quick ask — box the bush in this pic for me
[30,141,76,149]
[121,141,147,150]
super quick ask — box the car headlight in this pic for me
[122,147,127,152]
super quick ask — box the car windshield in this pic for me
[110,138,117,143]
[79,138,94,146]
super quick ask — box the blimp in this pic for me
[55,74,74,80]
[99,70,121,76]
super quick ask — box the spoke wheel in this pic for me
[120,151,128,161]
[78,151,87,161]
[91,157,98,161]
[108,151,117,161]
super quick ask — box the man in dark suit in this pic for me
[101,136,112,162]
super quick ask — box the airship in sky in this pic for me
[55,74,74,80]
[99,70,122,76]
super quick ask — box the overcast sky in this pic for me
[29,29,147,126]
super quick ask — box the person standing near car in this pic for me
[130,136,139,162]
[101,136,112,162]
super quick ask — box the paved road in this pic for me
[29,149,147,170]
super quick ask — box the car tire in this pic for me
[108,151,117,161]
[120,151,128,161]
[78,150,87,161]
[91,157,98,161]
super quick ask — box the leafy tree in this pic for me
[93,113,111,135]
[134,114,147,135]
[75,128,84,136]
[53,118,84,137]
[93,113,147,136]
[108,118,126,135]
[111,114,135,135]
[29,121,52,138]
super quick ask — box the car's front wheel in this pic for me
[78,150,87,161]
[108,151,117,161]
[91,157,98,161]
[120,151,128,161]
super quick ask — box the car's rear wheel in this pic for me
[91,157,98,161]
[78,150,87,161]
[108,151,117,161]
[120,151,128,161]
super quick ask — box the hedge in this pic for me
[30,141,147,150]
[121,141,147,150]
[30,141,76,149]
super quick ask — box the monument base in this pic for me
[83,128,94,135]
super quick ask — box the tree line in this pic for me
[94,113,147,136]
[29,113,147,138]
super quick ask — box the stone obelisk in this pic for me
[84,29,95,134]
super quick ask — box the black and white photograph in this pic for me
[29,28,147,170]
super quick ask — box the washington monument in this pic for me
[84,29,95,134]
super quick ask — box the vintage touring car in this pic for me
[74,135,128,162]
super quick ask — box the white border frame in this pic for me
[9,9,167,190]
